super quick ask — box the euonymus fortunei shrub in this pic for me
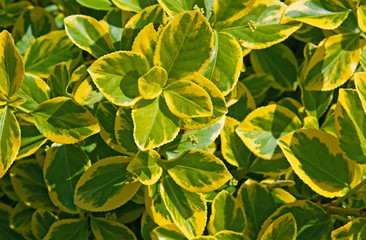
[2,0,366,239]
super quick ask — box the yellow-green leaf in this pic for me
[90,217,137,240]
[138,66,167,100]
[150,224,186,240]
[214,230,245,240]
[112,0,157,12]
[0,203,23,239]
[43,219,89,240]
[164,80,213,118]
[302,34,360,91]
[33,97,100,144]
[9,202,34,235]
[24,30,81,78]
[202,31,243,95]
[157,0,199,16]
[74,156,141,212]
[354,72,366,114]
[47,63,70,98]
[131,23,159,67]
[213,0,255,25]
[217,0,302,49]
[208,190,245,235]
[44,144,91,212]
[64,15,115,58]
[127,150,162,185]
[154,11,213,80]
[17,124,47,160]
[277,129,354,198]
[250,43,298,91]
[0,30,24,98]
[88,51,149,106]
[160,174,206,238]
[258,201,332,240]
[132,97,180,150]
[236,105,302,160]
[10,159,55,210]
[31,209,58,240]
[331,217,366,239]
[180,74,227,130]
[164,150,231,193]
[260,213,296,240]
[335,89,366,164]
[0,106,20,178]
[281,0,350,29]
[115,106,139,155]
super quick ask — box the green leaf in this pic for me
[33,97,100,144]
[164,80,213,118]
[250,43,298,91]
[258,201,332,240]
[44,144,91,212]
[88,51,150,106]
[236,104,302,160]
[131,23,159,67]
[220,117,252,169]
[122,5,164,51]
[180,75,227,130]
[241,74,274,98]
[249,157,290,176]
[0,30,24,98]
[226,82,256,122]
[164,150,231,193]
[132,97,180,150]
[208,190,245,235]
[282,0,350,29]
[154,11,213,80]
[31,209,58,240]
[64,15,115,58]
[213,0,255,25]
[74,156,141,212]
[15,73,50,111]
[12,7,56,54]
[76,0,114,10]
[9,202,34,234]
[10,159,55,210]
[160,116,224,154]
[96,102,131,154]
[90,217,137,240]
[146,181,173,226]
[260,213,296,240]
[202,31,242,95]
[112,0,157,12]
[24,30,81,78]
[237,180,278,240]
[277,128,354,198]
[115,106,139,155]
[0,203,24,240]
[151,224,186,240]
[217,0,301,49]
[0,106,21,179]
[331,217,366,239]
[358,5,366,33]
[127,150,162,185]
[141,211,158,240]
[17,124,47,159]
[302,34,360,91]
[47,63,70,98]
[160,174,207,238]
[335,89,366,164]
[138,66,167,99]
[43,219,89,240]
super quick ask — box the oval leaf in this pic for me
[33,97,100,144]
[138,66,167,100]
[74,156,141,212]
[154,11,213,79]
[44,219,89,240]
[277,128,354,198]
[127,150,162,185]
[88,51,150,106]
[260,213,296,240]
[90,217,137,240]
[64,15,115,58]
[236,105,302,160]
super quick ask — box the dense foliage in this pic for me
[1,0,366,239]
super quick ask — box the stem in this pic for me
[333,178,366,205]
[260,180,295,189]
[14,105,31,114]
[321,204,366,218]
